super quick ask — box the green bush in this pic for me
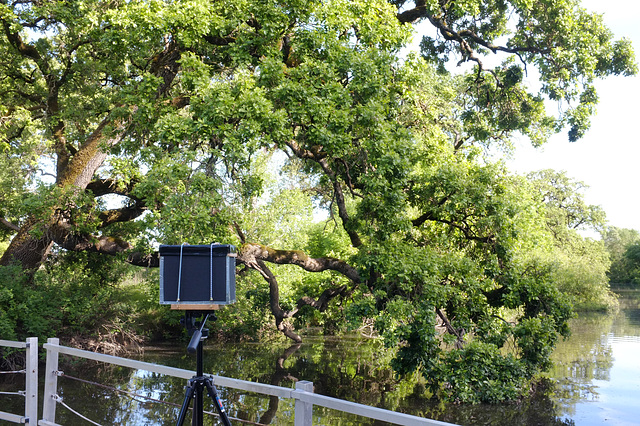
[0,264,61,341]
[0,253,181,346]
[433,341,529,404]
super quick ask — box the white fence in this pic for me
[1,337,457,426]
[0,337,38,424]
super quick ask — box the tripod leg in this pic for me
[194,381,203,426]
[177,379,196,426]
[204,379,232,426]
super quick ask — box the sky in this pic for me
[505,0,640,232]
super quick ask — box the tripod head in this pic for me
[182,311,215,354]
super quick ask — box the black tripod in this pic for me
[177,312,232,426]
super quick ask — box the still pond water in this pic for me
[3,290,640,425]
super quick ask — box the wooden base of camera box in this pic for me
[171,304,220,311]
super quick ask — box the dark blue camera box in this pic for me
[159,244,236,309]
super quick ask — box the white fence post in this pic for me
[294,380,314,426]
[25,337,38,424]
[41,338,60,425]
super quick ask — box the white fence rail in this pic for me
[1,337,458,426]
[0,337,38,424]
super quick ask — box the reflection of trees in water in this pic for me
[617,289,640,336]
[549,289,640,418]
[0,368,26,418]
[422,383,576,426]
[15,293,640,425]
[243,336,576,426]
[258,336,398,424]
[52,358,184,425]
[550,312,615,416]
[258,343,300,424]
[10,307,629,426]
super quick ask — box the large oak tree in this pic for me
[0,0,635,401]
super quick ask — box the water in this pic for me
[1,290,640,425]
[549,290,640,425]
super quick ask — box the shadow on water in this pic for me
[1,290,639,425]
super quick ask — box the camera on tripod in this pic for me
[158,243,237,426]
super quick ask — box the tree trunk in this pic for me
[0,115,130,275]
[0,217,54,273]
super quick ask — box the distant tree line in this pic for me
[605,227,640,286]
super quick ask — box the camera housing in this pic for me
[159,244,236,308]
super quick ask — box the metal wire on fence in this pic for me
[53,394,103,426]
[0,391,24,397]
[57,371,268,426]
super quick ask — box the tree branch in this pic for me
[436,307,465,349]
[238,243,361,284]
[297,285,349,311]
[2,20,42,62]
[285,139,363,248]
[411,191,455,227]
[98,204,147,228]
[253,259,302,343]
[0,217,20,232]
[57,106,137,188]
[86,178,138,198]
[149,38,181,98]
[430,216,495,244]
[237,243,360,342]
[396,0,428,24]
[50,223,133,255]
[126,251,160,268]
[396,3,550,72]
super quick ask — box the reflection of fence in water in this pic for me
[1,337,456,425]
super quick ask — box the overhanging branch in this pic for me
[50,224,133,255]
[396,2,550,72]
[285,139,362,248]
[238,243,361,284]
[0,217,20,232]
[237,243,359,343]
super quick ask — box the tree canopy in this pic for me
[0,0,635,402]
